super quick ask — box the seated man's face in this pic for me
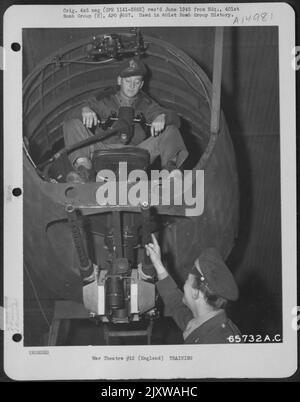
[118,75,144,98]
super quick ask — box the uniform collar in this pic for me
[183,310,227,340]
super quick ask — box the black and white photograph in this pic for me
[2,3,297,380]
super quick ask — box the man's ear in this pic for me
[117,76,121,86]
[139,80,144,89]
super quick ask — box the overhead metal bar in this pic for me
[210,27,224,135]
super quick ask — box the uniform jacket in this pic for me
[83,89,180,127]
[156,275,241,344]
[80,90,180,145]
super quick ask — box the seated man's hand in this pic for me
[151,113,166,137]
[82,106,98,129]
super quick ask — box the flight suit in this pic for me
[63,90,188,168]
[156,275,241,344]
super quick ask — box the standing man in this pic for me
[144,234,241,344]
[63,58,189,182]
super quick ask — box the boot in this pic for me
[66,158,95,183]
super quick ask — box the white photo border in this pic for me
[3,2,297,380]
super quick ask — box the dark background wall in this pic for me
[23,26,281,343]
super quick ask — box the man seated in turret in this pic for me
[63,57,189,182]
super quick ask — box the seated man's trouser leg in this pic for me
[63,119,123,166]
[64,119,188,168]
[137,125,188,168]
